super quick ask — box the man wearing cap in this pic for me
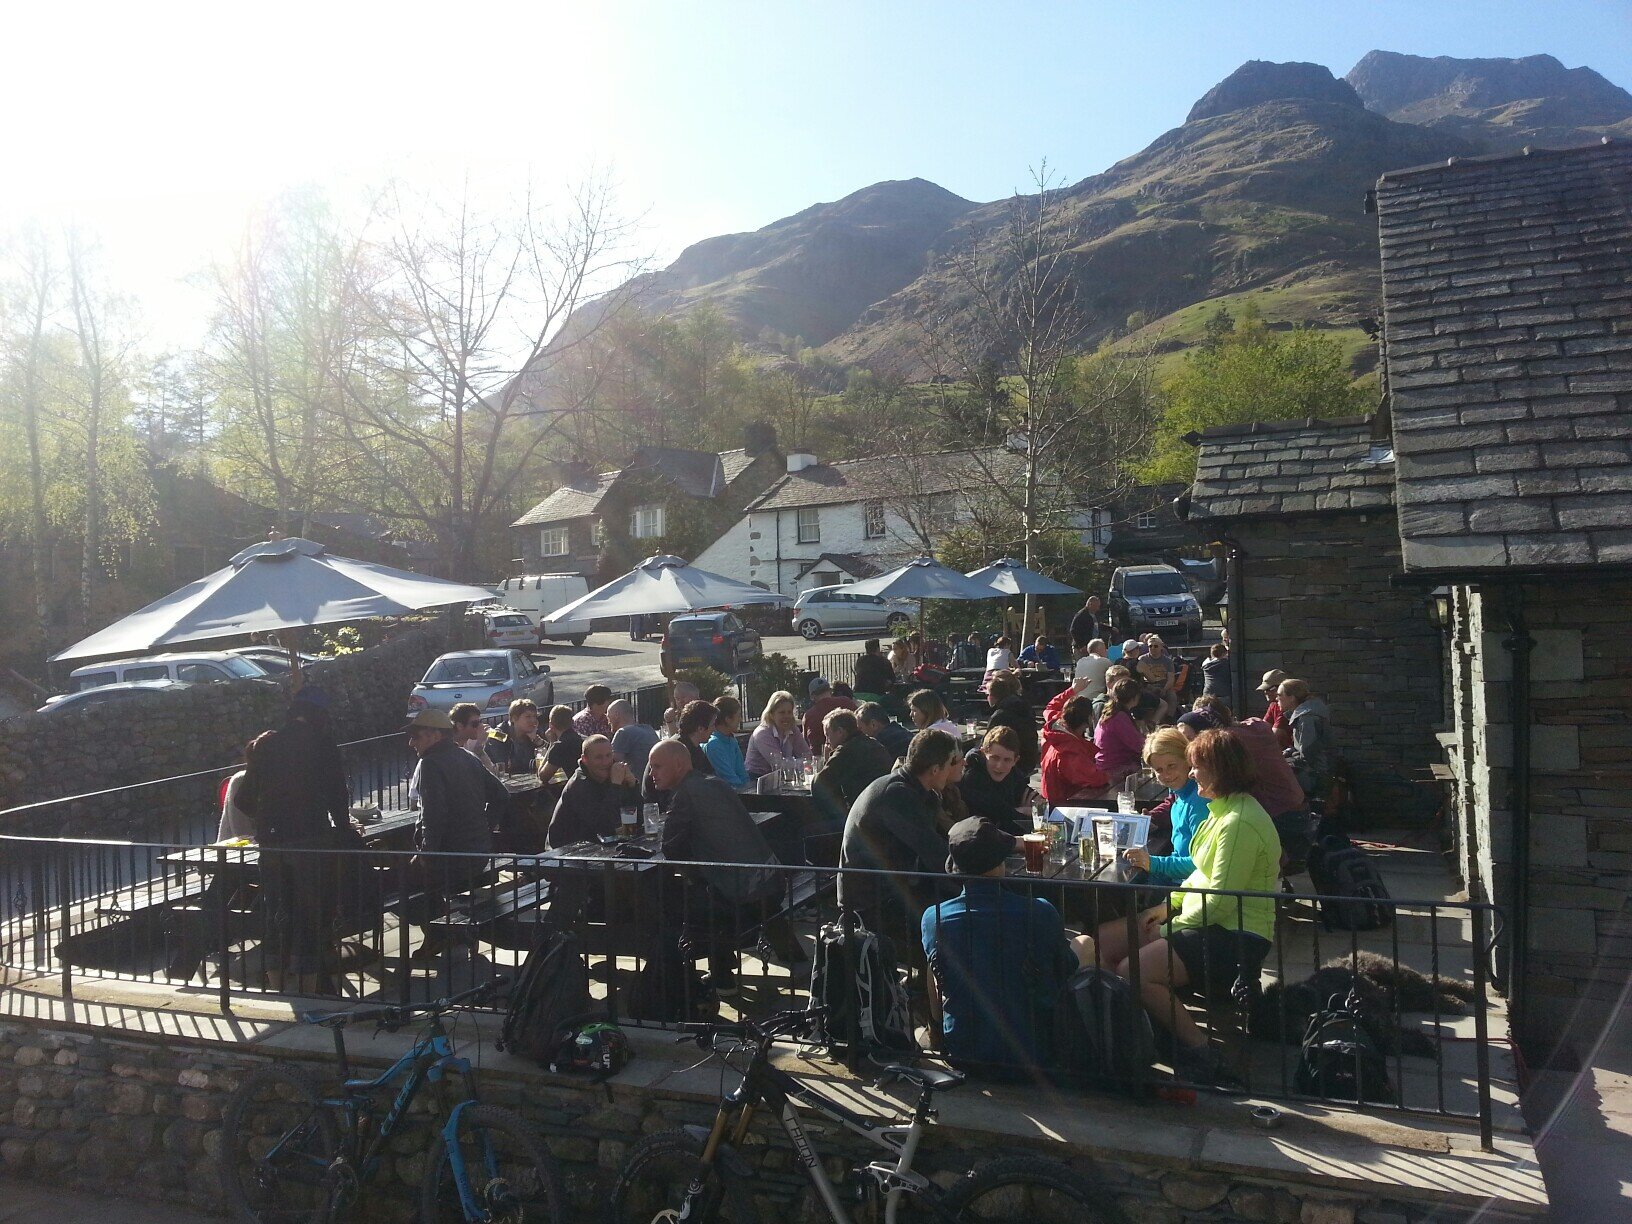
[1257,669,1291,749]
[801,675,855,753]
[921,817,1087,1077]
[404,708,502,960]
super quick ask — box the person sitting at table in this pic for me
[1039,687,1111,805]
[1201,642,1233,707]
[1111,729,1280,1092]
[649,739,789,996]
[1122,728,1206,884]
[1179,703,1310,861]
[403,707,502,963]
[547,734,639,848]
[888,636,916,683]
[812,709,894,827]
[643,699,717,811]
[853,639,897,702]
[745,690,811,779]
[537,704,583,785]
[661,680,701,738]
[1092,665,1134,720]
[802,675,855,752]
[485,698,543,775]
[839,729,957,952]
[908,688,960,737]
[935,750,969,833]
[704,696,750,789]
[952,632,986,671]
[906,630,928,671]
[448,703,494,765]
[983,671,1038,779]
[572,684,615,738]
[984,635,1014,676]
[1074,639,1113,700]
[857,701,914,760]
[922,817,1089,1079]
[1094,679,1146,787]
[1135,635,1179,724]
[1016,634,1062,673]
[608,698,659,780]
[958,726,1032,833]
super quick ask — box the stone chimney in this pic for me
[786,453,818,473]
[743,420,779,457]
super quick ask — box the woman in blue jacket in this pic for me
[1124,727,1207,882]
[703,695,750,789]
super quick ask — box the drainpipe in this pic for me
[1501,590,1535,1034]
[1222,534,1247,708]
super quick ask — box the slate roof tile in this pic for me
[1187,418,1394,520]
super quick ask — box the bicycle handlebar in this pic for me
[677,1005,823,1051]
[301,977,508,1031]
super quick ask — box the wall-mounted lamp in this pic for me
[1427,587,1451,629]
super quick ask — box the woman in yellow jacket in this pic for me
[1116,728,1281,1091]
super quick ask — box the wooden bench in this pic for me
[425,877,554,951]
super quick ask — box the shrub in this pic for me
[674,666,732,702]
[744,652,802,712]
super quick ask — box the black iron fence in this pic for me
[0,828,1498,1146]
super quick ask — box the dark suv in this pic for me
[664,612,763,675]
[1109,565,1205,643]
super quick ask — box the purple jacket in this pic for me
[745,723,811,778]
[1094,710,1144,784]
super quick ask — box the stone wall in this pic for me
[1230,512,1444,827]
[1445,577,1632,1054]
[0,626,449,817]
[0,1017,1531,1224]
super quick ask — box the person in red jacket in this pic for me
[1039,685,1111,805]
[1257,669,1292,750]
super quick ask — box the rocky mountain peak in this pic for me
[1186,60,1364,124]
[1347,50,1632,128]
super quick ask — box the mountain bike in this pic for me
[605,1007,1116,1223]
[220,978,565,1223]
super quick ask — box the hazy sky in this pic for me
[6,0,1629,347]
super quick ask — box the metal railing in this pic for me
[0,828,1499,1146]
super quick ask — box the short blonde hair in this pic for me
[1143,727,1190,765]
[759,690,796,727]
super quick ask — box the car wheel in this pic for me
[798,619,823,640]
[885,612,910,631]
[570,635,587,647]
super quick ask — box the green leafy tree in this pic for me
[1141,307,1369,483]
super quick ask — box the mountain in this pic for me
[1347,51,1632,152]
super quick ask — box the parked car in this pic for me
[407,649,553,717]
[67,651,276,693]
[493,573,592,646]
[37,679,192,716]
[664,612,762,675]
[790,585,914,640]
[480,610,538,650]
[1108,564,1205,644]
[224,646,330,676]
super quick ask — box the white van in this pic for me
[495,574,593,646]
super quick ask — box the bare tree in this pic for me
[1,224,58,634]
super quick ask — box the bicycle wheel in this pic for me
[220,1065,340,1223]
[420,1103,566,1223]
[604,1129,757,1224]
[939,1155,1119,1223]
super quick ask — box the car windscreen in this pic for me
[491,615,531,627]
[71,672,117,692]
[1124,572,1189,597]
[220,656,266,678]
[423,656,509,685]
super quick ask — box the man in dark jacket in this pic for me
[852,639,897,699]
[983,673,1039,779]
[857,702,913,759]
[485,699,543,774]
[812,710,893,828]
[407,708,502,960]
[1068,596,1103,652]
[839,729,958,945]
[237,687,350,985]
[548,734,639,847]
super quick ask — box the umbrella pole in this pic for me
[288,643,303,698]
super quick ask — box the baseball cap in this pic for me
[1122,639,1145,656]
[1258,669,1287,693]
[808,675,832,699]
[405,708,455,731]
[1178,709,1222,734]
[945,817,1017,876]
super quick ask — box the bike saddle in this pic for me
[881,1064,966,1092]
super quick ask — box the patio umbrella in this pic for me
[541,554,790,627]
[964,558,1082,597]
[50,536,498,664]
[844,556,1000,632]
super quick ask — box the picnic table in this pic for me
[1006,844,1169,931]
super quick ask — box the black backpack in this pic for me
[809,911,917,1068]
[1050,967,1155,1095]
[1307,835,1393,931]
[1295,993,1393,1104]
[497,930,593,1064]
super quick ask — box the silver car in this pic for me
[791,585,914,640]
[407,649,553,717]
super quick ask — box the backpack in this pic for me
[497,931,593,1064]
[549,1020,632,1082]
[1050,967,1155,1095]
[1295,993,1393,1104]
[625,936,714,1024]
[1307,835,1393,931]
[809,911,917,1068]
[911,663,950,688]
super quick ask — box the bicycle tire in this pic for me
[604,1129,757,1224]
[419,1102,566,1224]
[939,1155,1120,1223]
[220,1065,341,1224]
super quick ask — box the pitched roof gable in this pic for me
[1189,417,1396,519]
[747,447,1019,511]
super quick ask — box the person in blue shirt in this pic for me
[1124,726,1208,883]
[857,701,913,760]
[922,817,1088,1078]
[703,695,750,789]
[1015,634,1063,673]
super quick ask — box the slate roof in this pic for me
[747,448,1019,512]
[511,471,619,527]
[1376,139,1632,572]
[1188,417,1396,519]
[718,448,758,486]
[625,447,723,499]
[796,553,883,580]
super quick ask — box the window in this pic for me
[176,663,230,683]
[796,507,820,544]
[630,505,665,539]
[813,570,840,588]
[1134,511,1158,530]
[864,501,886,539]
[539,526,569,557]
[124,665,169,682]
